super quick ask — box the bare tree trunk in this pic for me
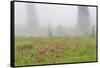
[77,6,90,36]
[91,25,95,37]
[56,24,65,36]
[26,3,38,29]
[48,22,53,37]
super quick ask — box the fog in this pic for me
[15,2,96,37]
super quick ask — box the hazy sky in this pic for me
[15,2,96,27]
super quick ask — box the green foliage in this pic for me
[15,36,96,66]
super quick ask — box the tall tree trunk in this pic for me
[26,3,38,29]
[48,22,53,37]
[77,6,90,36]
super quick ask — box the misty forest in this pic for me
[15,2,97,66]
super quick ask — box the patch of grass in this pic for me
[15,36,96,66]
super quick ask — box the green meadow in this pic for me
[15,36,96,66]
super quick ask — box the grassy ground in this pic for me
[15,36,96,66]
